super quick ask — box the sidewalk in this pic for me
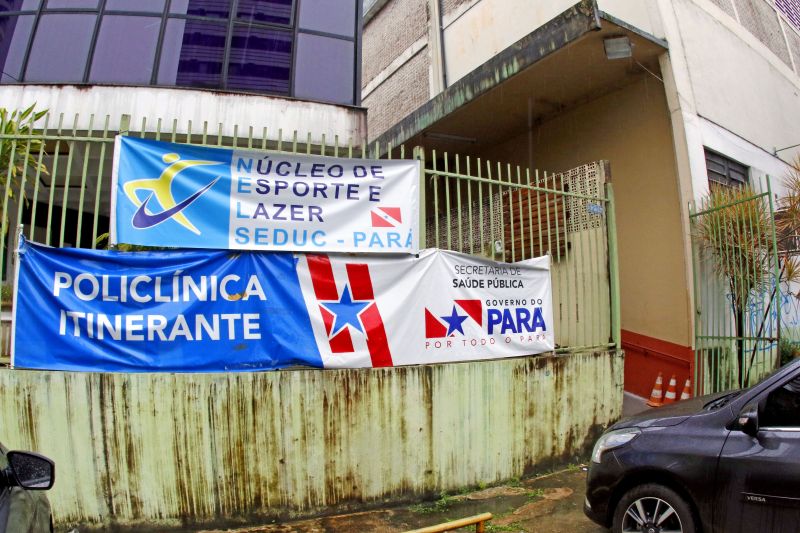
[199,467,607,533]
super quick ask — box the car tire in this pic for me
[612,483,696,533]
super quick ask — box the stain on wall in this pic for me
[0,351,622,530]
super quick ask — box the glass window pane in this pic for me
[0,15,33,82]
[0,0,40,12]
[227,24,291,94]
[89,15,160,84]
[298,0,355,37]
[105,0,165,12]
[762,377,800,427]
[158,18,225,89]
[236,0,292,26]
[25,13,95,82]
[169,0,230,18]
[46,0,99,8]
[294,33,353,104]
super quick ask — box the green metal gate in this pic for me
[690,178,781,395]
[0,110,621,359]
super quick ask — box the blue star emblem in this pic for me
[320,286,370,336]
[441,306,468,336]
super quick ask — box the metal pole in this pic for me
[767,176,781,370]
[606,183,621,350]
[414,146,426,250]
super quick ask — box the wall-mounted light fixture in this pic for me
[604,36,633,60]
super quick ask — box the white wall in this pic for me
[441,0,658,85]
[658,0,800,201]
[0,85,367,146]
[442,0,575,84]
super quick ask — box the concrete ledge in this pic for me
[0,84,368,148]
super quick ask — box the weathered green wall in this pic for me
[0,351,622,530]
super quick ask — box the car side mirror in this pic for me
[6,451,55,490]
[737,405,759,437]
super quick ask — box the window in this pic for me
[761,375,800,428]
[0,0,361,105]
[776,0,800,31]
[705,148,749,189]
[89,15,161,84]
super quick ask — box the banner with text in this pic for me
[13,239,553,372]
[111,136,420,253]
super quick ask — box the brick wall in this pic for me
[708,0,737,18]
[707,0,800,72]
[362,0,429,86]
[442,0,472,16]
[363,49,430,139]
[734,0,792,65]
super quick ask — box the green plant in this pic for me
[95,232,168,252]
[486,524,523,532]
[779,338,800,366]
[0,104,48,230]
[1,283,11,304]
[526,488,544,500]
[409,492,455,514]
[694,186,794,387]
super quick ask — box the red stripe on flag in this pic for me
[346,263,374,300]
[329,328,355,353]
[319,305,334,336]
[361,303,393,367]
[307,255,338,300]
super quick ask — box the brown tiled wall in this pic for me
[362,0,429,86]
[363,49,430,139]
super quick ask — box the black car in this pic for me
[585,358,800,533]
[0,444,55,533]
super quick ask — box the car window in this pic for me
[761,375,800,428]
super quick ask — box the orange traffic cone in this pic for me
[662,375,678,405]
[646,372,664,407]
[680,378,692,401]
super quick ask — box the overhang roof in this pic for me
[371,1,668,154]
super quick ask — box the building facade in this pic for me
[0,0,367,273]
[362,0,800,396]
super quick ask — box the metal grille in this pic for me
[777,0,800,30]
[690,177,781,395]
[423,151,617,351]
[562,162,604,233]
[0,111,621,359]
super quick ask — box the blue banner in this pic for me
[13,238,322,372]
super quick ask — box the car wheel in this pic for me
[612,483,696,533]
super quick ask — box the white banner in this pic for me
[296,249,554,368]
[113,136,420,253]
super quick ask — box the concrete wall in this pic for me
[0,351,622,530]
[362,0,662,138]
[0,85,367,147]
[656,0,800,204]
[361,0,431,138]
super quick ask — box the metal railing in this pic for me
[690,178,781,395]
[0,111,620,359]
[422,151,618,352]
[404,512,493,533]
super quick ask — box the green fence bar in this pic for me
[0,111,618,360]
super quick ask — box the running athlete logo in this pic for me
[123,152,224,235]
